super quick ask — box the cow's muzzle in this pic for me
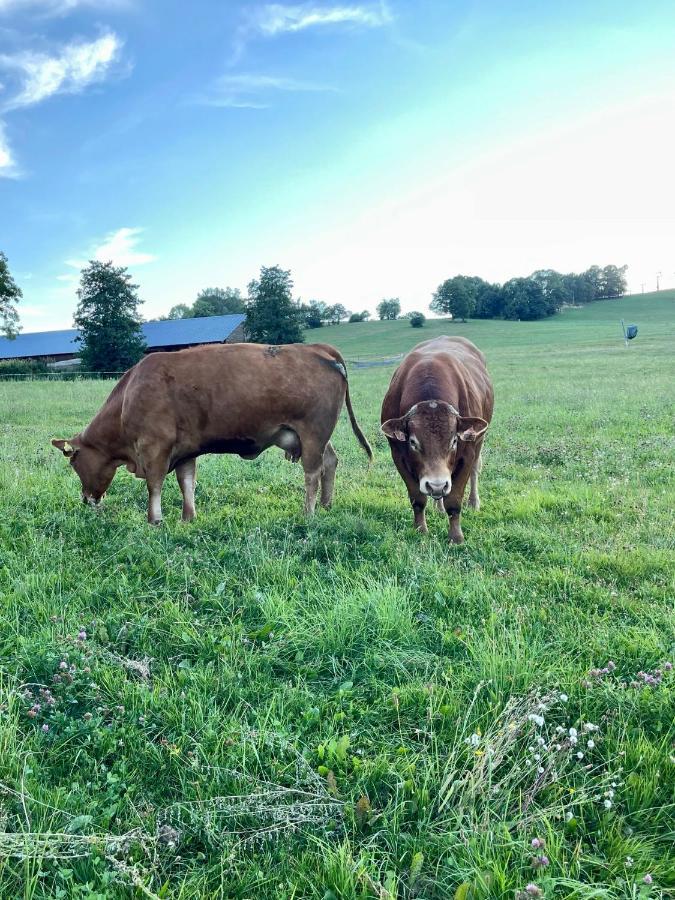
[421,478,451,500]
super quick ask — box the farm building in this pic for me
[0,314,246,368]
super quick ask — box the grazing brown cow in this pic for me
[381,336,493,544]
[52,342,372,524]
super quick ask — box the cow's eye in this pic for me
[450,436,458,451]
[409,436,421,452]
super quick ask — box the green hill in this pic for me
[308,290,675,360]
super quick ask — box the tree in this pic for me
[74,260,146,372]
[191,287,245,318]
[0,251,22,338]
[473,281,503,319]
[349,310,370,323]
[409,312,426,328]
[165,303,192,320]
[431,276,475,321]
[303,301,327,329]
[530,269,570,315]
[561,273,592,305]
[500,277,548,320]
[582,266,604,301]
[376,298,401,320]
[325,303,349,325]
[245,265,305,344]
[600,265,628,298]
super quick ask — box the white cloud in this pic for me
[250,2,392,35]
[64,227,156,273]
[0,0,127,15]
[201,72,337,108]
[0,32,121,111]
[0,120,17,175]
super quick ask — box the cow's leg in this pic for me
[467,450,482,510]
[320,441,338,509]
[143,451,170,525]
[146,476,165,525]
[443,460,474,544]
[175,458,197,522]
[300,438,325,517]
[390,447,429,533]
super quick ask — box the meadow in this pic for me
[0,292,673,899]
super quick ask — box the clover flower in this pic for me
[531,837,544,849]
[643,874,653,885]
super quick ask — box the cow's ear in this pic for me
[381,417,407,442]
[52,438,77,458]
[457,417,489,442]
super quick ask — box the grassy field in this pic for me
[0,292,673,899]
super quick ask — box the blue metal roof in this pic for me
[0,314,246,360]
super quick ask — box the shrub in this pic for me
[409,312,426,328]
[0,357,50,377]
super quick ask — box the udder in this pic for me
[274,427,302,462]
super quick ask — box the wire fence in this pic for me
[0,353,406,382]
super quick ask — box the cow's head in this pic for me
[51,436,117,506]
[381,400,488,500]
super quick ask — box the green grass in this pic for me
[0,292,673,899]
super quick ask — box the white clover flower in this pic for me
[528,714,545,727]
[537,766,545,774]
[554,743,562,751]
[560,693,568,702]
[576,752,584,759]
[568,727,578,738]
[587,739,595,749]
[570,735,578,746]
[583,722,599,733]
[604,799,612,809]
[556,725,565,734]
[468,733,480,747]
[537,737,545,746]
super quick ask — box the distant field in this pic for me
[308,290,675,360]
[0,293,673,898]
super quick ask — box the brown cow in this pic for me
[380,336,493,544]
[52,342,372,523]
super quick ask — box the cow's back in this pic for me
[383,336,493,422]
[117,342,349,447]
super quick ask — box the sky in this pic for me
[1,0,675,331]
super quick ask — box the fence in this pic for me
[0,354,406,382]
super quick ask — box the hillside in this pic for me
[307,291,675,360]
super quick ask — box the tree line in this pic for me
[431,265,628,322]
[0,249,631,375]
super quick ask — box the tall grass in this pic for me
[0,293,672,898]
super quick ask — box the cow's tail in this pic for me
[337,359,373,462]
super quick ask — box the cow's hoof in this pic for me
[449,531,465,545]
[415,523,429,535]
[148,518,162,526]
[467,497,480,511]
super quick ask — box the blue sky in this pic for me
[1,0,675,330]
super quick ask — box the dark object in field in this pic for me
[52,342,372,524]
[621,319,638,343]
[381,336,494,545]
